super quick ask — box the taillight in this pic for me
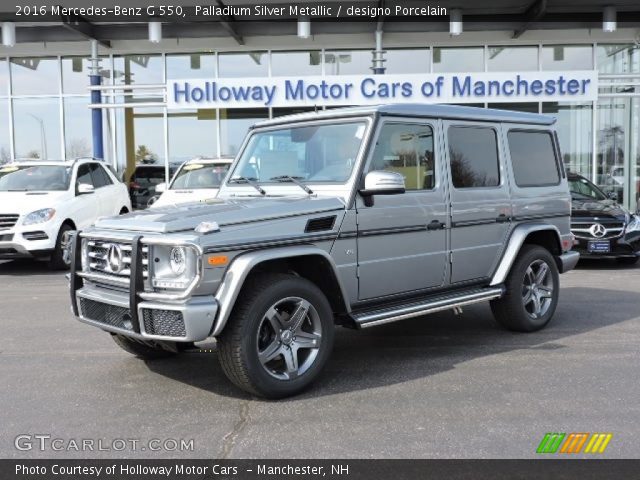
[129,181,141,189]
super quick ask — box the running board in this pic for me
[352,287,504,329]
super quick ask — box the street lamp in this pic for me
[27,114,47,160]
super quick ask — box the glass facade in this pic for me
[0,42,638,209]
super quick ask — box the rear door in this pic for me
[443,121,512,284]
[89,163,120,216]
[356,119,449,300]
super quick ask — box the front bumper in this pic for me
[0,223,59,259]
[572,231,640,259]
[75,285,217,342]
[69,233,216,343]
[557,251,580,273]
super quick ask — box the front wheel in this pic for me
[491,245,560,332]
[48,223,73,270]
[218,273,335,399]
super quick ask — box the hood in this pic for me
[0,191,70,215]
[94,196,346,233]
[571,197,628,220]
[151,188,220,209]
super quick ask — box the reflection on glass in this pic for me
[272,107,315,118]
[13,98,62,159]
[541,45,593,70]
[488,103,539,113]
[166,53,216,79]
[168,109,217,163]
[115,107,165,182]
[433,47,484,73]
[488,46,538,71]
[324,50,370,75]
[219,108,269,156]
[11,57,60,95]
[597,44,640,74]
[114,55,164,85]
[0,60,8,96]
[62,56,110,93]
[542,102,592,178]
[0,99,9,163]
[63,97,93,159]
[218,52,267,78]
[385,49,430,74]
[271,51,322,76]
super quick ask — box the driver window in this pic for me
[76,164,94,188]
[369,123,436,190]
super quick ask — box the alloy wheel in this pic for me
[521,259,554,319]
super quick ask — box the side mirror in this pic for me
[359,171,405,206]
[77,183,95,195]
[607,191,619,201]
[155,182,167,193]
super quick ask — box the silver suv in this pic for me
[69,105,579,398]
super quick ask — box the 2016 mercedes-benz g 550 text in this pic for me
[69,104,579,398]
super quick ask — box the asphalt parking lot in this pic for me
[1,258,639,459]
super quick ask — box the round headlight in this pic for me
[169,247,187,275]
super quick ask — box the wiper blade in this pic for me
[228,176,266,195]
[270,175,314,194]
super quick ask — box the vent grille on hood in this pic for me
[305,216,336,233]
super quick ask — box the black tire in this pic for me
[616,256,639,266]
[218,273,335,399]
[490,245,560,332]
[48,223,73,270]
[110,334,186,359]
[119,207,129,215]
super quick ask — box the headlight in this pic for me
[151,244,199,291]
[23,208,56,225]
[626,215,640,233]
[80,238,89,271]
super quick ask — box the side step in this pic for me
[352,287,504,329]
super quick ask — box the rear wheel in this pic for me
[111,334,192,359]
[48,223,73,270]
[491,245,559,332]
[218,273,334,399]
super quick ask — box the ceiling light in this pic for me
[297,17,311,39]
[2,22,16,47]
[450,9,463,36]
[603,6,617,33]
[148,21,162,43]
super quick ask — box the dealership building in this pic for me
[0,1,639,209]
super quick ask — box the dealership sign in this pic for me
[167,71,597,109]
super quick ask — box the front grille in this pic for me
[142,309,186,337]
[571,219,625,239]
[79,298,133,331]
[0,214,19,231]
[22,231,48,241]
[86,239,149,282]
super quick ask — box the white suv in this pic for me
[150,157,233,209]
[0,159,131,269]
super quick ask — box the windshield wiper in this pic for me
[270,175,314,195]
[227,176,266,195]
[7,189,28,192]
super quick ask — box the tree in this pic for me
[0,146,10,164]
[135,145,157,164]
[66,138,91,159]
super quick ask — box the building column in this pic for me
[89,39,104,160]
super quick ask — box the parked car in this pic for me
[128,164,178,209]
[569,172,640,265]
[150,157,233,209]
[0,159,131,269]
[69,104,578,398]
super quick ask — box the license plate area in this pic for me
[587,240,610,253]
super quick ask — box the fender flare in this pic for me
[490,222,562,286]
[211,246,350,337]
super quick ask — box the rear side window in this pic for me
[448,126,500,188]
[508,130,560,187]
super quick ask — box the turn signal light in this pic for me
[208,255,228,266]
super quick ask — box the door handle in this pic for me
[496,214,511,223]
[427,220,446,230]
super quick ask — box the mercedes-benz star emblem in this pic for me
[589,223,607,238]
[107,244,124,273]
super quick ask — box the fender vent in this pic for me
[305,216,336,233]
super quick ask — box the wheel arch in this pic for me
[61,218,77,230]
[491,223,562,286]
[211,246,350,337]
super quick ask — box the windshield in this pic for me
[229,121,367,185]
[171,162,230,190]
[569,177,607,201]
[0,165,71,192]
